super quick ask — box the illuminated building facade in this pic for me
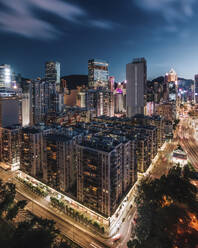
[1,125,20,171]
[168,69,178,83]
[22,83,32,127]
[172,146,188,167]
[20,127,45,178]
[167,69,178,102]
[43,134,77,193]
[88,59,109,89]
[76,88,87,108]
[108,76,115,92]
[87,89,114,117]
[0,64,11,88]
[32,79,49,124]
[77,134,132,216]
[155,103,176,122]
[114,82,126,114]
[126,58,147,117]
[45,61,60,91]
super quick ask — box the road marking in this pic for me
[90,242,102,248]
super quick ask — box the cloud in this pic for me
[0,13,61,40]
[90,20,114,29]
[0,0,85,40]
[134,0,195,23]
[164,25,178,33]
[0,0,113,40]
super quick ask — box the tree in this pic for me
[11,216,60,248]
[0,180,16,216]
[6,200,27,221]
[129,165,198,248]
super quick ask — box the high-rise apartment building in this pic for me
[20,127,45,178]
[88,59,109,89]
[0,64,11,88]
[126,58,147,117]
[43,134,77,193]
[77,134,131,216]
[1,125,20,171]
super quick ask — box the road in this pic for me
[0,168,109,248]
[15,189,108,248]
[177,116,198,171]
[117,140,178,247]
[0,138,180,248]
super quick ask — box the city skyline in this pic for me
[1,0,198,80]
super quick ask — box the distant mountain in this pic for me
[151,76,164,83]
[61,74,88,90]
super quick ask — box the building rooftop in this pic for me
[45,134,72,142]
[79,135,125,152]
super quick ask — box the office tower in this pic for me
[77,134,131,216]
[108,76,115,92]
[96,90,114,117]
[22,82,32,126]
[114,92,124,113]
[168,69,177,83]
[0,95,20,127]
[194,75,198,103]
[126,58,147,117]
[114,84,124,113]
[32,79,50,125]
[43,134,77,193]
[1,125,20,171]
[166,69,178,102]
[0,64,11,88]
[76,87,87,108]
[45,61,60,92]
[87,89,114,117]
[88,59,109,89]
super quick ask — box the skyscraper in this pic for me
[88,59,109,89]
[45,61,60,92]
[167,69,177,102]
[0,64,11,88]
[31,79,49,125]
[0,95,20,127]
[126,58,147,117]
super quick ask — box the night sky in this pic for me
[0,0,198,81]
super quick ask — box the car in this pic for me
[112,233,121,242]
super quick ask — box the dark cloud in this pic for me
[0,0,113,40]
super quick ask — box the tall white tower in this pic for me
[126,58,147,117]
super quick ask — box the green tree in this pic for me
[0,180,16,216]
[6,200,27,221]
[12,216,60,248]
[129,165,198,248]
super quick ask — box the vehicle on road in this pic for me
[112,233,121,242]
